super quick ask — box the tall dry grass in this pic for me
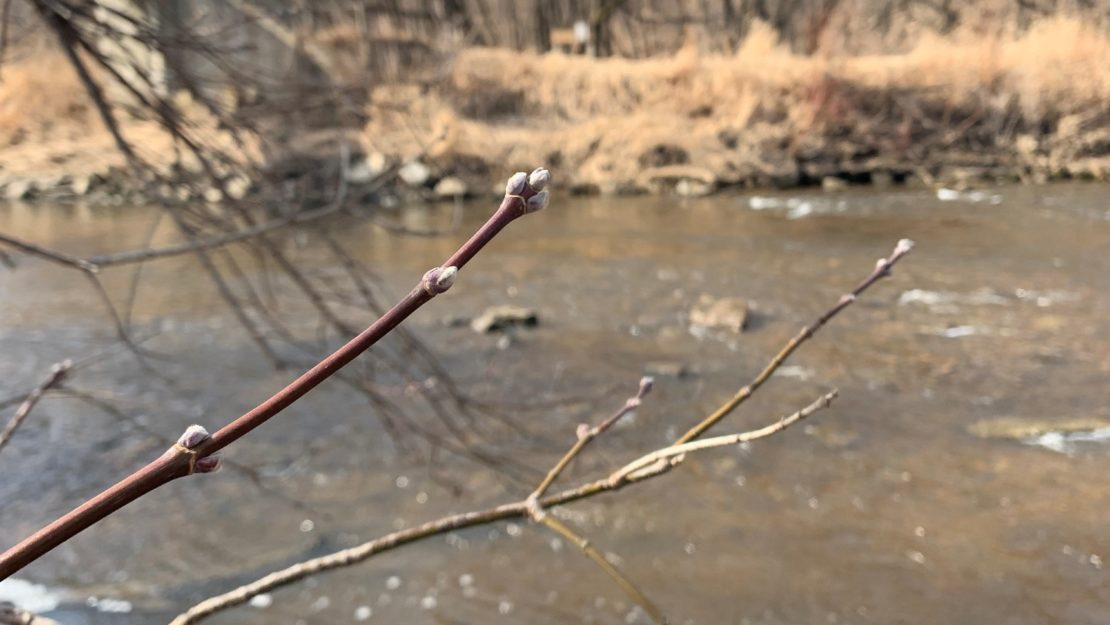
[366,17,1110,190]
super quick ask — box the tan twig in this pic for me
[169,393,833,625]
[610,390,838,484]
[539,515,667,624]
[0,361,72,455]
[530,376,653,501]
[524,377,664,623]
[674,239,914,444]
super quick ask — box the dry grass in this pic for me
[0,52,99,146]
[1,17,1107,194]
[365,17,1110,191]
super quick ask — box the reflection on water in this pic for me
[1,184,1108,625]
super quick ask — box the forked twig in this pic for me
[525,377,664,623]
[169,393,839,625]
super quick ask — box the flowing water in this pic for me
[1,184,1108,625]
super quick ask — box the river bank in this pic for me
[1,18,1107,204]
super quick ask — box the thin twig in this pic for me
[610,390,838,484]
[530,376,653,501]
[0,361,72,455]
[674,239,914,444]
[524,376,663,623]
[539,515,667,624]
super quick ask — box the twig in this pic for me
[610,390,838,484]
[529,376,653,501]
[0,169,551,580]
[0,233,99,273]
[674,238,914,444]
[168,394,835,625]
[0,361,72,455]
[525,377,663,623]
[538,515,666,624]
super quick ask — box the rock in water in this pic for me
[689,295,749,333]
[398,160,431,187]
[5,179,33,200]
[470,305,539,333]
[434,176,468,198]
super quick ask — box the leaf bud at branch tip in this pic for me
[422,266,458,295]
[894,238,915,256]
[638,376,654,397]
[525,189,549,213]
[178,424,211,449]
[505,172,528,196]
[527,167,550,193]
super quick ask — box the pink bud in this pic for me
[525,190,549,213]
[527,168,550,193]
[178,424,210,449]
[422,266,458,295]
[505,172,528,195]
[194,452,222,473]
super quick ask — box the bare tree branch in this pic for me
[0,361,72,455]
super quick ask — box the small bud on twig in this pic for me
[526,190,550,214]
[505,172,528,196]
[638,376,654,397]
[527,167,550,193]
[894,238,915,256]
[177,424,211,449]
[421,266,458,295]
[194,452,222,473]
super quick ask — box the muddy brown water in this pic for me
[1,184,1108,625]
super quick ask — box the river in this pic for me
[1,183,1108,624]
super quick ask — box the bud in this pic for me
[505,172,528,195]
[178,424,210,449]
[525,189,549,213]
[194,452,222,473]
[894,238,915,256]
[422,266,458,295]
[527,167,550,193]
[638,376,654,397]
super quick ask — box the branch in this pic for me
[0,169,552,580]
[0,361,72,455]
[167,238,912,625]
[674,238,914,444]
[609,390,838,484]
[169,392,838,625]
[529,376,653,501]
[524,377,664,623]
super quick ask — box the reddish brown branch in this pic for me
[0,169,550,580]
